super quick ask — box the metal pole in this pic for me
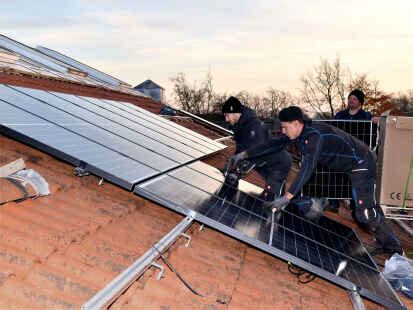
[349,289,366,310]
[81,216,194,310]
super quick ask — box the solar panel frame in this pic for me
[134,161,405,310]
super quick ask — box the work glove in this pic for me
[227,152,246,172]
[265,196,290,213]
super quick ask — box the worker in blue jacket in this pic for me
[230,106,402,256]
[223,96,291,199]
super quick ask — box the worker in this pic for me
[223,96,291,200]
[335,89,372,120]
[230,106,402,256]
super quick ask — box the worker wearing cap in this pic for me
[233,106,402,256]
[223,96,291,200]
[335,89,372,120]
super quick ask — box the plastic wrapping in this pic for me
[383,254,413,299]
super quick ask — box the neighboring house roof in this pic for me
[134,79,164,90]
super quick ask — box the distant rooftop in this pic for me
[134,79,164,90]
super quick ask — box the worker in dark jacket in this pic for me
[232,106,402,256]
[335,89,372,120]
[223,96,291,199]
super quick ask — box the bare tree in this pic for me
[170,72,213,114]
[170,72,196,113]
[348,74,380,98]
[264,88,293,117]
[300,57,348,117]
[203,71,214,114]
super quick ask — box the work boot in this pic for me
[368,221,403,256]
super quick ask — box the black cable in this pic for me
[152,245,205,297]
[287,262,316,284]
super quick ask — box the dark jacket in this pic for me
[231,106,269,153]
[335,108,372,120]
[246,121,371,196]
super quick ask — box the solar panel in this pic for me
[100,97,226,152]
[135,161,404,310]
[71,95,222,154]
[0,84,225,190]
[302,120,378,199]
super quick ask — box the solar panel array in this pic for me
[0,34,147,97]
[302,120,378,199]
[135,160,404,309]
[0,84,225,190]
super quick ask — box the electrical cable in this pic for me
[287,262,316,284]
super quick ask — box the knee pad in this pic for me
[353,206,382,231]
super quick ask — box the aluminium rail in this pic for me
[81,215,194,310]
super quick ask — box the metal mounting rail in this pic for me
[81,216,194,310]
[178,109,233,136]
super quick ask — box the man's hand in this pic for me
[266,196,290,213]
[227,152,246,171]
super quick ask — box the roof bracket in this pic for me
[150,262,164,280]
[180,233,191,248]
[74,166,90,177]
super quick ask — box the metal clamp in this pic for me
[180,233,191,247]
[348,287,365,310]
[74,167,90,177]
[150,262,164,280]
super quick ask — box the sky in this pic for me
[2,0,413,100]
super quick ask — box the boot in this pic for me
[368,221,403,256]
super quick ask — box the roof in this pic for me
[1,35,412,309]
[134,79,164,90]
[1,134,412,309]
[0,134,182,308]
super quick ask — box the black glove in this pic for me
[227,152,246,172]
[265,196,290,213]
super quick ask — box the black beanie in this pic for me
[348,89,365,104]
[222,96,243,114]
[279,106,304,122]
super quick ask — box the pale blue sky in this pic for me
[2,0,413,98]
